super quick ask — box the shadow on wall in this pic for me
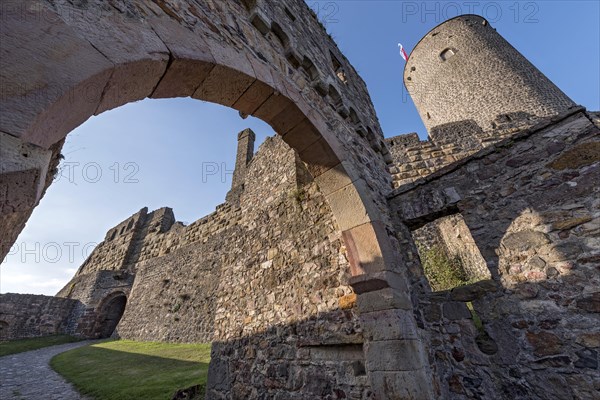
[205,308,370,399]
[0,321,9,340]
[95,293,127,339]
[391,112,600,399]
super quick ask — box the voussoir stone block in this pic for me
[325,179,380,231]
[148,17,216,98]
[0,0,113,148]
[281,118,321,154]
[356,287,413,313]
[193,64,255,107]
[342,221,398,275]
[360,308,419,341]
[51,0,170,114]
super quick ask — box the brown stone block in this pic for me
[325,180,381,231]
[546,142,600,170]
[338,293,357,310]
[252,92,293,124]
[1,1,113,148]
[233,80,274,116]
[281,119,321,153]
[148,17,216,98]
[342,221,397,276]
[365,339,428,371]
[97,59,168,114]
[193,65,255,107]
[526,331,563,356]
[298,137,341,178]
[152,59,215,99]
[270,103,307,135]
[313,162,359,197]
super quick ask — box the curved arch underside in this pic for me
[0,0,398,279]
[0,1,432,398]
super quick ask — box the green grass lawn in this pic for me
[50,340,211,400]
[0,335,81,357]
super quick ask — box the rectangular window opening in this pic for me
[411,213,491,292]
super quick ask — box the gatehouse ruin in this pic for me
[1,1,598,399]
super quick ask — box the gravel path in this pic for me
[0,341,96,400]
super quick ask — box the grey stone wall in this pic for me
[413,214,491,283]
[55,270,134,338]
[0,293,78,340]
[389,110,600,399]
[226,128,256,204]
[404,15,576,138]
[385,111,575,190]
[56,135,370,397]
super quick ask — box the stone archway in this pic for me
[1,1,432,398]
[0,321,9,340]
[1,0,395,288]
[94,293,128,339]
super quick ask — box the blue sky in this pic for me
[2,1,598,295]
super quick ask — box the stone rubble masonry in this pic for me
[1,3,598,399]
[0,294,77,340]
[412,214,491,282]
[404,15,576,139]
[226,128,256,204]
[51,135,371,397]
[388,110,600,399]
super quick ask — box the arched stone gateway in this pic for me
[0,321,9,340]
[5,3,594,399]
[0,0,430,398]
[94,292,128,339]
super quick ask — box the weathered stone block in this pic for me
[0,1,112,148]
[356,287,412,313]
[360,309,419,341]
[442,302,472,320]
[369,369,434,399]
[365,339,428,371]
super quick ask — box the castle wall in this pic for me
[388,111,600,399]
[2,5,596,398]
[0,293,78,340]
[404,15,575,139]
[76,136,371,397]
[1,1,426,396]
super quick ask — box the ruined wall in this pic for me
[207,138,364,398]
[388,110,600,399]
[0,293,78,340]
[2,1,435,395]
[61,135,370,397]
[71,207,176,275]
[55,270,135,338]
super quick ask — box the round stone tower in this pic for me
[404,14,575,140]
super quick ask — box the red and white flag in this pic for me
[398,43,408,61]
